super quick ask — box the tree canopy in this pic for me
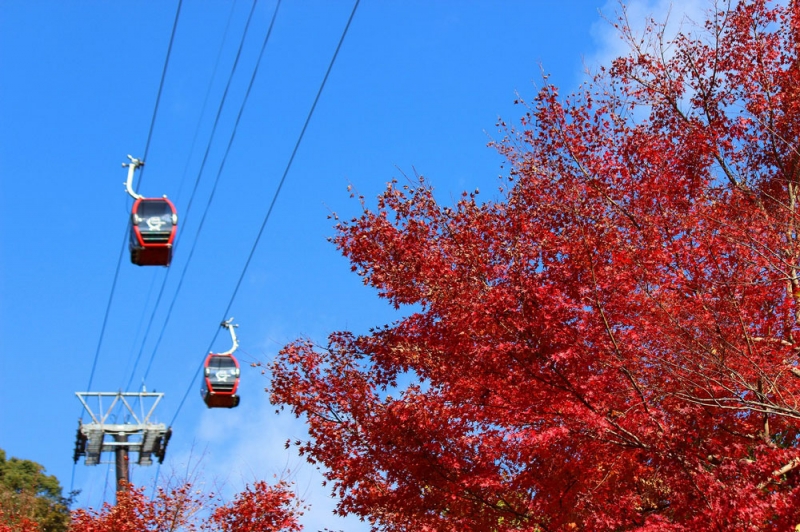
[0,448,71,532]
[270,1,800,529]
[69,479,303,532]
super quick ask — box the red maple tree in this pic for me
[69,480,302,532]
[270,1,800,529]
[0,510,40,532]
[209,480,303,532]
[69,482,208,532]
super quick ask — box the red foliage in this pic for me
[210,480,303,532]
[70,482,206,532]
[270,1,800,530]
[0,509,40,532]
[69,480,303,532]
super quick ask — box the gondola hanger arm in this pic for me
[122,155,145,200]
[218,318,239,357]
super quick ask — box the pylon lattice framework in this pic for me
[73,391,171,469]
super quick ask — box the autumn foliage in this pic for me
[70,482,208,532]
[209,480,303,532]
[0,511,40,532]
[69,480,302,532]
[270,1,800,530]
[0,449,71,532]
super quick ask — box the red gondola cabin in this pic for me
[129,197,177,266]
[201,354,241,408]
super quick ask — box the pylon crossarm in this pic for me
[97,393,119,425]
[76,393,100,424]
[101,394,122,424]
[76,392,164,425]
[118,395,142,425]
[138,393,146,424]
[142,393,162,424]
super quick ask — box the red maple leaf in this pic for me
[270,1,800,529]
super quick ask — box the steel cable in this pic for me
[124,0,259,392]
[169,0,360,426]
[73,0,184,497]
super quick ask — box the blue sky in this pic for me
[0,0,698,528]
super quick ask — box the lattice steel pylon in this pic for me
[73,391,171,493]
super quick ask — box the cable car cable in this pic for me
[77,0,255,493]
[136,0,184,189]
[126,0,257,389]
[128,0,267,390]
[123,272,171,391]
[175,0,239,205]
[142,0,282,386]
[172,0,259,233]
[118,269,160,389]
[120,0,238,390]
[84,0,184,394]
[84,228,127,394]
[169,0,360,426]
[69,461,77,498]
[73,0,182,499]
[101,460,112,507]
[150,463,162,499]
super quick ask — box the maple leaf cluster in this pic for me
[209,480,304,532]
[270,1,800,530]
[0,509,40,532]
[69,480,302,532]
[70,482,207,532]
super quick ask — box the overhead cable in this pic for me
[140,0,274,386]
[125,0,258,391]
[73,0,184,496]
[137,0,185,188]
[170,0,361,426]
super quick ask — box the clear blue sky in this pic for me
[0,0,695,528]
